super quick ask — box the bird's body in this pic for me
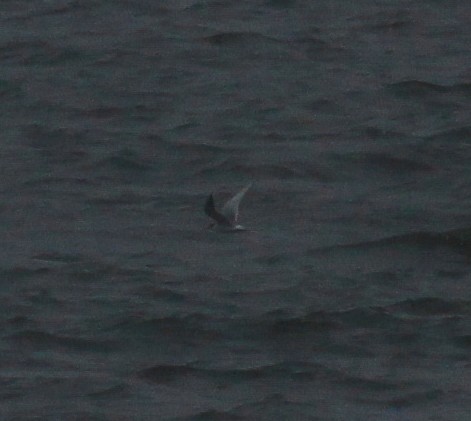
[204,184,251,231]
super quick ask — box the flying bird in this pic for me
[204,184,252,231]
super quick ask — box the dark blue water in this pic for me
[1,1,470,420]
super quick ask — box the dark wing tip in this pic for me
[204,193,231,226]
[204,194,215,217]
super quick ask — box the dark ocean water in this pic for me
[1,0,471,420]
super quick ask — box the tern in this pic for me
[204,184,252,231]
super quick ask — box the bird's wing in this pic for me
[221,184,251,224]
[204,194,231,226]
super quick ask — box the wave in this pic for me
[330,151,435,174]
[139,364,200,383]
[423,126,471,142]
[387,80,471,98]
[112,294,471,350]
[0,266,52,280]
[200,31,293,61]
[139,360,326,385]
[199,160,332,181]
[0,38,85,66]
[387,297,471,316]
[112,314,222,341]
[7,330,117,352]
[173,409,242,421]
[250,297,471,337]
[93,149,153,172]
[32,252,86,263]
[308,227,471,255]
[386,389,445,409]
[7,1,93,21]
[202,32,282,47]
[86,383,130,399]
